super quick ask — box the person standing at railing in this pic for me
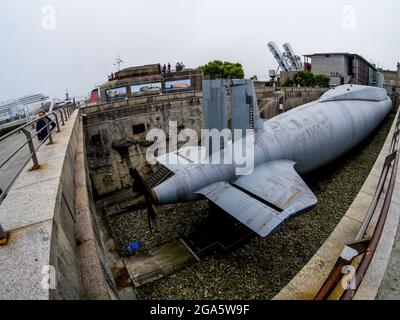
[36,111,56,141]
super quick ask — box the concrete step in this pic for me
[123,240,196,287]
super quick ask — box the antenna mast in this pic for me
[114,54,124,71]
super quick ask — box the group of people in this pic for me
[175,61,185,72]
[109,72,116,81]
[159,61,185,75]
[160,63,170,74]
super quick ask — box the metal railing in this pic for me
[0,103,77,243]
[314,112,400,300]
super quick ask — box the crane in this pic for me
[268,42,303,73]
[283,43,303,71]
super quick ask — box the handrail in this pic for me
[314,113,400,300]
[0,103,77,243]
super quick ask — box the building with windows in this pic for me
[378,63,400,94]
[304,53,377,87]
[379,69,397,86]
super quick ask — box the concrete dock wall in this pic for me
[83,92,204,196]
[0,110,119,300]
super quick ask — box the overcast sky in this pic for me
[0,0,399,101]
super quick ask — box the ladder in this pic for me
[145,165,174,188]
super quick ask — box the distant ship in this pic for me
[0,94,53,124]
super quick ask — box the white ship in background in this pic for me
[0,94,55,125]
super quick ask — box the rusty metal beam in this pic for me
[314,238,371,300]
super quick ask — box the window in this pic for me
[132,123,146,134]
[106,86,127,101]
[165,79,191,92]
[91,134,101,144]
[131,82,162,97]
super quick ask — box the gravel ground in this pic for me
[110,113,395,300]
[110,201,210,254]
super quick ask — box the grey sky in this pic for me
[0,0,399,101]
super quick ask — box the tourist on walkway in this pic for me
[36,111,56,142]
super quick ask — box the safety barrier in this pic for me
[0,103,77,244]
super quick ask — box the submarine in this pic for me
[131,81,392,238]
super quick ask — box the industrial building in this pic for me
[379,69,397,86]
[378,63,400,93]
[304,53,377,87]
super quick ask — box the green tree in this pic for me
[294,71,315,87]
[283,79,295,87]
[314,74,330,87]
[283,71,330,88]
[199,60,245,79]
